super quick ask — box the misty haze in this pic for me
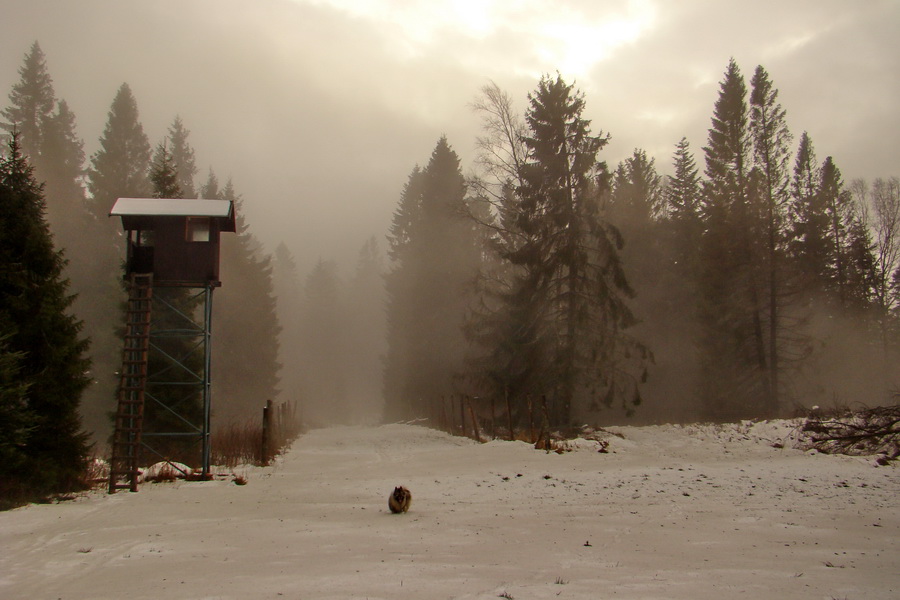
[1,1,898,598]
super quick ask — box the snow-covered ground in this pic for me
[1,421,898,599]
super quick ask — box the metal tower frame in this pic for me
[109,277,215,492]
[142,282,215,476]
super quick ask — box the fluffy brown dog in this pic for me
[388,486,412,513]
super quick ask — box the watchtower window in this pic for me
[186,217,211,242]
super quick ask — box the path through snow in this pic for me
[1,422,898,599]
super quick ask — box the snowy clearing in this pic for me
[1,421,898,599]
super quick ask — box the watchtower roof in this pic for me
[110,198,236,231]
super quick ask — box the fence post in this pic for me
[528,396,535,443]
[505,385,515,441]
[459,395,467,438]
[467,396,481,442]
[489,396,495,440]
[261,399,272,465]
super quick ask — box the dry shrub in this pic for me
[212,401,303,468]
[211,421,264,468]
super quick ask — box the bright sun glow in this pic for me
[296,0,657,79]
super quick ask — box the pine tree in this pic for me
[86,86,152,338]
[609,149,697,421]
[789,132,830,291]
[607,148,665,320]
[2,43,89,265]
[39,100,86,233]
[698,59,769,419]
[0,134,90,501]
[167,116,198,198]
[0,42,54,160]
[818,156,855,305]
[213,179,282,423]
[87,83,152,220]
[382,166,425,421]
[83,85,153,432]
[382,138,483,421]
[149,142,179,197]
[667,137,703,274]
[749,64,793,415]
[2,44,120,442]
[0,334,33,505]
[513,74,647,425]
[409,138,479,410]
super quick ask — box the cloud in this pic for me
[1,0,897,275]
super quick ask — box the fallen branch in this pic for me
[798,405,900,459]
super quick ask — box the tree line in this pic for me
[383,62,900,430]
[0,42,282,502]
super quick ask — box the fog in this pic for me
[3,1,897,274]
[2,1,898,431]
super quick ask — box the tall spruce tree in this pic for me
[0,335,33,496]
[382,166,425,421]
[1,44,86,237]
[648,137,707,421]
[512,74,647,425]
[699,59,770,419]
[382,138,482,422]
[1,43,124,441]
[819,156,855,305]
[85,83,153,436]
[87,83,152,220]
[667,137,703,275]
[749,64,793,415]
[0,42,54,160]
[212,178,282,423]
[39,100,87,238]
[0,134,90,502]
[789,132,831,293]
[167,116,198,198]
[607,148,665,327]
[409,138,479,411]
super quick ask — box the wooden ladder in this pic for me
[108,273,154,493]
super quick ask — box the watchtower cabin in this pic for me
[112,197,236,286]
[107,198,236,493]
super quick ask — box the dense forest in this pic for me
[384,63,900,429]
[1,41,898,501]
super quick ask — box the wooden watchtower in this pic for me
[107,198,236,493]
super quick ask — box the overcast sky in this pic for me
[2,0,898,275]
